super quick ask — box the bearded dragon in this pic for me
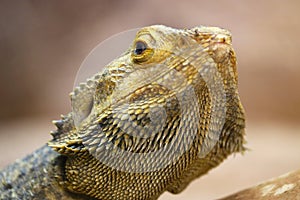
[0,25,246,200]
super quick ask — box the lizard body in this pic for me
[0,25,245,200]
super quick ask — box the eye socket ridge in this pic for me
[134,40,148,55]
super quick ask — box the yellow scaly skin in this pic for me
[0,25,246,200]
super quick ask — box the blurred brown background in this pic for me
[0,0,299,199]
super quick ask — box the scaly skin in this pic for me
[0,25,245,200]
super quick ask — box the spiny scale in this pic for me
[52,119,64,129]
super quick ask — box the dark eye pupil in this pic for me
[134,41,147,55]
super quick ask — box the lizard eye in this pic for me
[132,40,153,63]
[134,41,148,55]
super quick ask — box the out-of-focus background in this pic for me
[0,1,299,199]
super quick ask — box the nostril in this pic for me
[215,34,232,45]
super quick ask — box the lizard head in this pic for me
[64,25,237,128]
[48,25,245,199]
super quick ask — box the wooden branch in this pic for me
[219,169,300,200]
